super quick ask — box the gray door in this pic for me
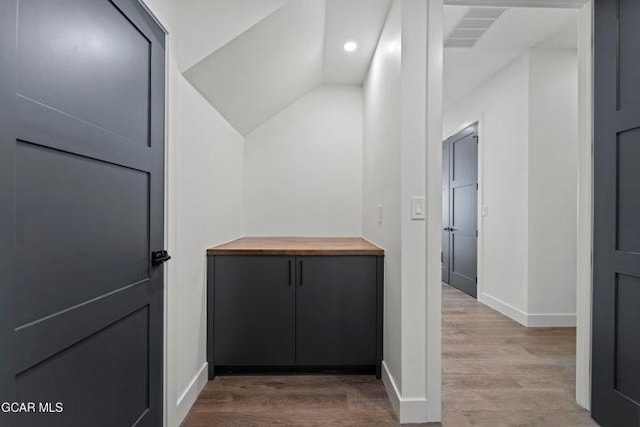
[443,124,478,297]
[592,0,640,425]
[0,0,166,426]
[442,141,451,284]
[295,256,377,366]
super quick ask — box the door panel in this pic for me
[442,141,450,284]
[451,235,477,295]
[213,256,296,366]
[616,127,640,252]
[613,274,640,404]
[17,0,152,145]
[16,142,149,326]
[451,134,477,187]
[443,125,478,298]
[1,0,166,425]
[296,256,377,366]
[452,185,476,233]
[16,308,149,427]
[593,0,640,425]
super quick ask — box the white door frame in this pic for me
[428,0,594,419]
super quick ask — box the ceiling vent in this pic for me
[444,7,506,48]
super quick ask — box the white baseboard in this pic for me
[381,361,401,417]
[527,313,577,327]
[175,362,208,425]
[479,293,528,326]
[479,293,576,327]
[381,361,429,424]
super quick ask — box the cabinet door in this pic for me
[296,256,377,366]
[213,256,295,366]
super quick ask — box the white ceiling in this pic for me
[443,0,587,7]
[184,0,326,136]
[323,0,391,84]
[443,6,578,108]
[180,0,579,134]
[181,0,391,135]
[177,0,288,71]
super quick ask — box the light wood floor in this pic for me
[183,284,596,426]
[441,283,596,426]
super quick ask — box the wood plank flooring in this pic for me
[441,284,596,426]
[183,284,597,426]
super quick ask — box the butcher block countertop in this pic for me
[207,237,384,256]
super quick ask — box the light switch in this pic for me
[481,205,489,217]
[411,197,426,220]
[377,204,383,224]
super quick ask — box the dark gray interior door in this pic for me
[213,256,296,366]
[295,256,377,366]
[0,1,166,426]
[442,141,451,285]
[443,124,478,298]
[592,0,640,425]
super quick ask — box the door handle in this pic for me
[151,250,171,266]
[444,227,451,231]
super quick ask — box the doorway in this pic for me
[438,2,592,425]
[0,0,167,425]
[442,123,478,298]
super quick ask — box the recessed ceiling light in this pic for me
[343,41,358,52]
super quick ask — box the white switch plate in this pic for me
[377,204,383,224]
[411,197,426,220]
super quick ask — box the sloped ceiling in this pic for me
[177,0,289,71]
[180,0,391,136]
[184,0,325,136]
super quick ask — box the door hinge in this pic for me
[476,230,478,238]
[441,252,444,263]
[475,277,478,284]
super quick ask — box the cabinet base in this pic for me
[209,365,381,380]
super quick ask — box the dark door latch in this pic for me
[152,250,171,266]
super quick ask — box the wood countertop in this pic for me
[207,237,384,256]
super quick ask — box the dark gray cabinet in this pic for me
[295,256,377,366]
[207,239,384,379]
[212,256,295,366]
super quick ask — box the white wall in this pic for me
[169,57,244,425]
[443,55,531,315]
[443,48,578,326]
[363,0,402,402]
[527,49,578,319]
[364,0,431,421]
[139,2,245,427]
[244,84,363,237]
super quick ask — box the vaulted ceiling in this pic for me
[181,0,391,136]
[178,0,581,134]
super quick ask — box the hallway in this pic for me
[442,284,596,426]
